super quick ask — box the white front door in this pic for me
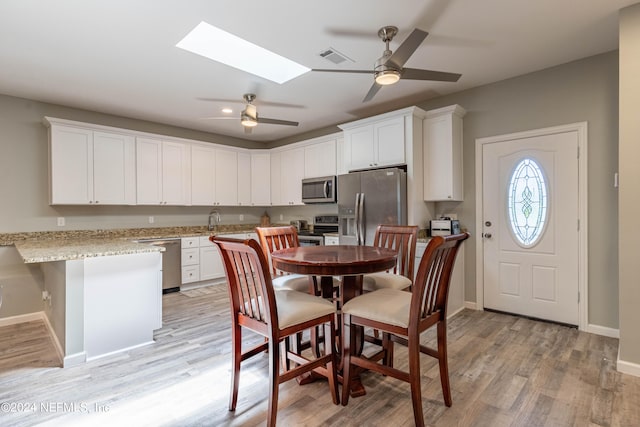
[481,128,580,325]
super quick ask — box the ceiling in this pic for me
[0,0,636,142]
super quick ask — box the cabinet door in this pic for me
[251,152,271,205]
[374,116,405,167]
[237,151,251,206]
[49,125,93,204]
[280,147,305,205]
[136,137,163,205]
[215,148,238,205]
[162,141,190,205]
[304,139,336,178]
[270,151,283,205]
[191,145,216,206]
[93,131,136,205]
[345,125,375,171]
[423,113,463,201]
[200,245,225,280]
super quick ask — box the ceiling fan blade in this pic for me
[312,69,373,74]
[362,83,382,103]
[198,97,305,109]
[386,28,429,69]
[401,68,461,82]
[257,117,299,126]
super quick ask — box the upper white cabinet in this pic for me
[190,144,216,206]
[237,151,251,206]
[251,151,271,206]
[304,138,336,178]
[214,148,238,206]
[423,105,466,201]
[341,115,405,171]
[136,137,191,205]
[46,120,136,205]
[270,147,304,206]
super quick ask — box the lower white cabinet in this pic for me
[415,241,464,316]
[181,236,225,285]
[324,235,339,245]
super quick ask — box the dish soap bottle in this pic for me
[260,211,270,227]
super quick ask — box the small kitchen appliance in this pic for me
[430,219,461,236]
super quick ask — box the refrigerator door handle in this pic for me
[358,193,365,246]
[354,193,361,244]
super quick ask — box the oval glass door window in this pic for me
[507,158,548,247]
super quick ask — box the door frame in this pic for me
[474,122,588,330]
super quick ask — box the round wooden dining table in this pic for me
[271,244,398,397]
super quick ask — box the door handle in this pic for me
[358,193,365,245]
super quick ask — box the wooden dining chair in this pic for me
[362,224,419,292]
[211,236,339,427]
[256,225,318,294]
[341,232,470,427]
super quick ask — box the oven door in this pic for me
[298,235,324,246]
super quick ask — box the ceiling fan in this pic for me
[202,93,299,134]
[313,26,461,102]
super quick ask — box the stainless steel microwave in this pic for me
[301,175,336,204]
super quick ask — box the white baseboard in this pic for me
[0,311,44,327]
[463,301,477,310]
[447,306,465,319]
[41,311,65,364]
[585,323,620,338]
[617,354,640,378]
[63,352,87,368]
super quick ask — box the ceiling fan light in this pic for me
[375,70,401,85]
[241,115,258,127]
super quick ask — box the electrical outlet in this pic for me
[57,217,65,227]
[148,216,154,224]
[239,214,244,221]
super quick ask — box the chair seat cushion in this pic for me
[362,272,412,292]
[272,274,314,293]
[342,288,411,328]
[275,290,336,329]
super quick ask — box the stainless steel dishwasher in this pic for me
[137,238,181,293]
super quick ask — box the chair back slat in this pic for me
[212,236,277,329]
[373,225,419,279]
[412,233,469,326]
[256,226,300,277]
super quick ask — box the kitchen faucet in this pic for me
[208,209,221,232]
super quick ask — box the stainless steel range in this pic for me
[297,215,339,246]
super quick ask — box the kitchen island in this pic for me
[12,237,164,367]
[1,225,260,367]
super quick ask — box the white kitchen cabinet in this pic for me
[270,147,304,206]
[304,138,336,178]
[214,148,238,206]
[136,137,191,205]
[181,236,225,285]
[251,151,271,205]
[191,144,216,206]
[423,105,466,201]
[237,151,251,206]
[342,115,405,171]
[415,241,464,316]
[199,236,225,281]
[47,123,135,205]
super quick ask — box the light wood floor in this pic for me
[1,284,639,426]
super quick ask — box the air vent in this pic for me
[318,47,353,65]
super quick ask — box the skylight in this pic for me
[176,21,310,84]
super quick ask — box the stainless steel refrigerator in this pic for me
[338,168,407,245]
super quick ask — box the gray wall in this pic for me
[414,51,619,329]
[619,4,640,367]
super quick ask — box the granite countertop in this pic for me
[2,224,262,264]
